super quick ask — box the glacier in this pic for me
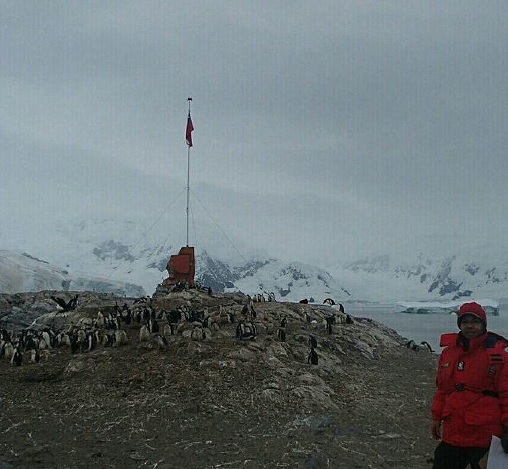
[394,299,499,316]
[1,216,508,303]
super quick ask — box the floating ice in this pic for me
[394,299,499,316]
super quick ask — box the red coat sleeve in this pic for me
[431,352,447,420]
[497,348,508,426]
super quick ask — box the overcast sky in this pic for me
[1,1,508,266]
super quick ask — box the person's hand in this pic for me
[501,429,508,453]
[431,420,441,440]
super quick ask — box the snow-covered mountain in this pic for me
[326,249,508,303]
[0,250,144,297]
[1,217,508,303]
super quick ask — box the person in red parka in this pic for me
[431,301,508,469]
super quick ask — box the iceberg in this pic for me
[395,299,499,316]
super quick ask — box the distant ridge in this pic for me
[0,250,144,297]
[2,218,508,302]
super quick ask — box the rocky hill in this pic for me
[0,289,439,468]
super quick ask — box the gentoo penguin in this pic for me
[11,345,23,366]
[307,348,318,365]
[157,334,170,350]
[114,330,128,346]
[309,335,318,349]
[325,316,335,335]
[3,341,14,361]
[29,348,40,364]
[420,341,434,353]
[139,325,150,342]
[148,318,159,334]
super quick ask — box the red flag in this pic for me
[186,113,194,147]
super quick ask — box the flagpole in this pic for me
[186,97,192,247]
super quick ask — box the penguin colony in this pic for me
[0,293,365,369]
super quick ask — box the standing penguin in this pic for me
[157,334,170,350]
[139,325,150,342]
[325,316,335,335]
[29,348,40,364]
[309,335,318,349]
[11,345,23,366]
[307,348,318,365]
[278,317,287,342]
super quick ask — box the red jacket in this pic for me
[431,331,508,447]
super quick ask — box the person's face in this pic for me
[459,314,485,339]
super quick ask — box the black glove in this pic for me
[501,430,508,453]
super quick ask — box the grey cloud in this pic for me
[2,1,508,264]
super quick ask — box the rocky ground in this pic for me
[0,290,439,469]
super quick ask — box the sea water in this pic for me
[345,302,508,354]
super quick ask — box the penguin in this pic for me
[307,348,318,365]
[57,332,72,348]
[97,311,105,329]
[420,341,434,353]
[40,331,52,349]
[28,348,40,364]
[11,345,23,366]
[114,330,128,346]
[157,334,170,350]
[325,316,335,335]
[277,328,286,342]
[70,333,80,354]
[148,318,159,334]
[76,329,87,352]
[406,340,420,352]
[84,331,97,352]
[191,326,203,341]
[3,341,14,361]
[50,295,76,312]
[309,335,318,349]
[166,309,182,325]
[68,294,79,310]
[139,325,150,342]
[0,328,11,342]
[236,321,256,340]
[121,309,132,325]
[24,335,38,353]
